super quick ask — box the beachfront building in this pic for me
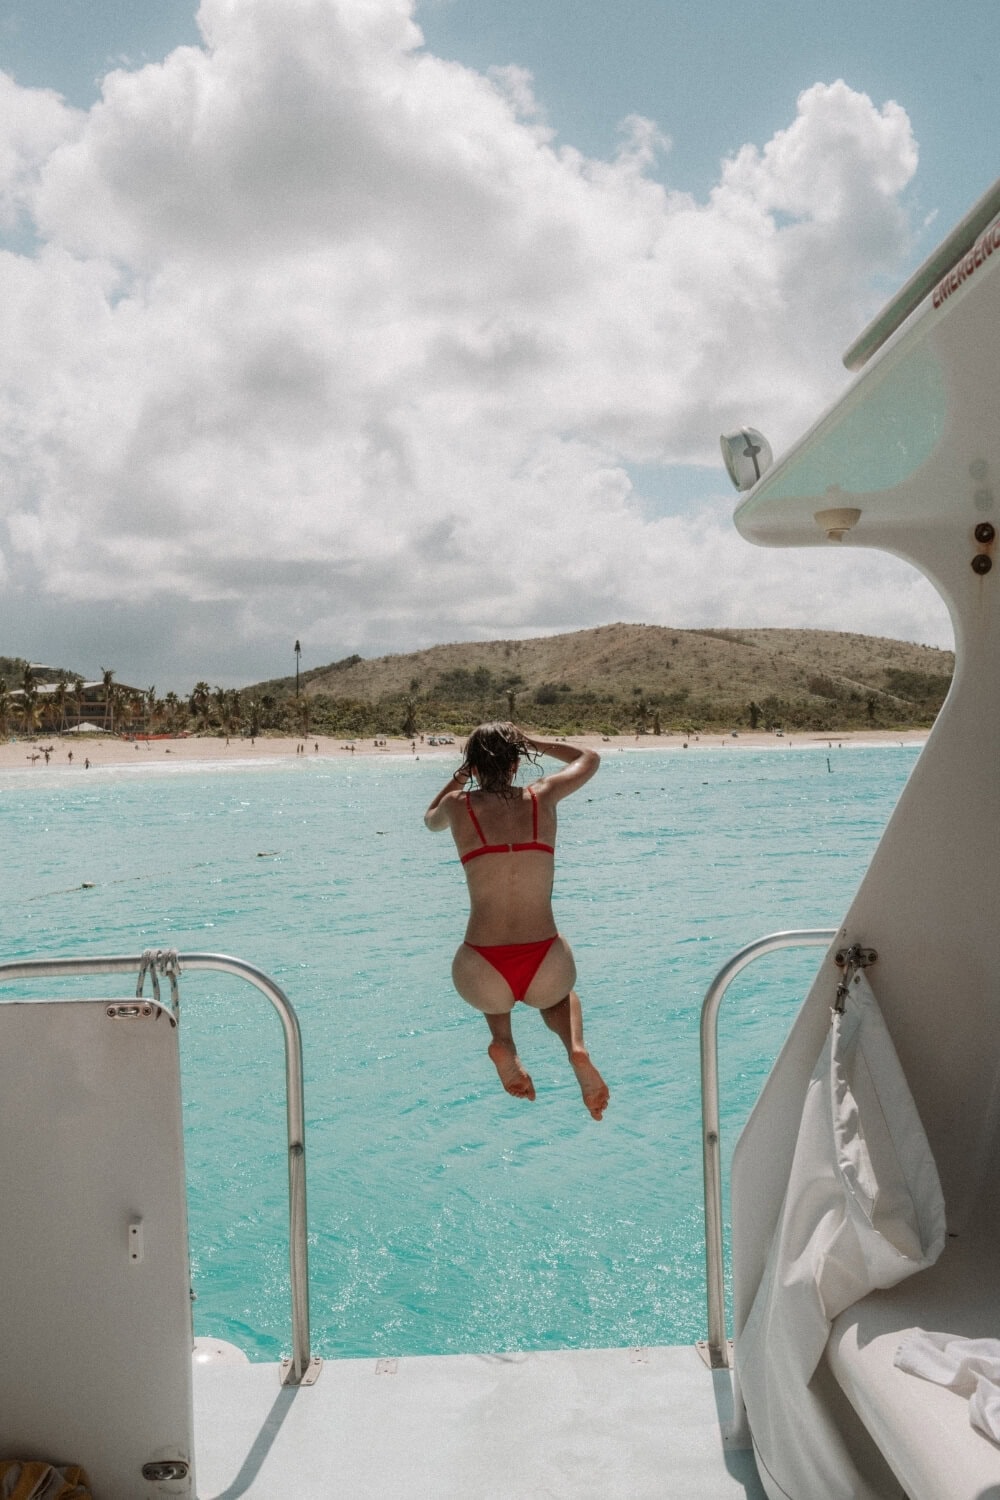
[5,669,148,735]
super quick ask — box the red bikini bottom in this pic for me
[465,936,558,1002]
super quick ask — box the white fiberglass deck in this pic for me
[194,1343,764,1499]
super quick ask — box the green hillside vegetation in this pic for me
[245,623,954,738]
[0,656,29,682]
[0,656,81,684]
[2,625,953,739]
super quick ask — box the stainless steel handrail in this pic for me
[700,929,837,1368]
[0,951,317,1385]
[843,173,1000,371]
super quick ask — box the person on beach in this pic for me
[424,722,609,1120]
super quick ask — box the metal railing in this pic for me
[0,950,318,1386]
[700,929,837,1368]
[843,173,1000,371]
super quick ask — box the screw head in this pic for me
[972,554,993,575]
[974,521,996,544]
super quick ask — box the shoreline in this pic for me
[0,728,929,776]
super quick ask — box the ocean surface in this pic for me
[0,742,920,1360]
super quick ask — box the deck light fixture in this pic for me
[813,506,862,541]
[720,428,773,491]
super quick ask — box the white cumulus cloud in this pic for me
[0,0,949,689]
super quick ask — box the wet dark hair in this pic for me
[461,722,534,796]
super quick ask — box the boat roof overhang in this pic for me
[732,213,1000,622]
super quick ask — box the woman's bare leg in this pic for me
[484,1011,536,1101]
[540,992,610,1120]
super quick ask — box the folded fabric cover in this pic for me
[0,1464,92,1500]
[896,1331,1000,1444]
[736,969,946,1500]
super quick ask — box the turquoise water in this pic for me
[0,743,919,1360]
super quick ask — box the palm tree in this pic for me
[20,692,41,736]
[100,668,116,732]
[73,680,85,729]
[54,681,68,733]
[114,683,131,737]
[402,698,418,738]
[0,678,9,738]
[122,690,143,738]
[189,682,211,730]
[19,664,38,735]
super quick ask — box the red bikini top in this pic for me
[460,784,555,865]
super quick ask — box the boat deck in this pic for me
[194,1342,765,1499]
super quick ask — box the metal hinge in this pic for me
[833,943,878,1012]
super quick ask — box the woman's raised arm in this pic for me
[424,766,471,830]
[521,734,600,800]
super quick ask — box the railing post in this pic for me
[168,953,320,1387]
[699,929,837,1367]
[843,174,1000,370]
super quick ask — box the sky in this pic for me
[0,0,995,692]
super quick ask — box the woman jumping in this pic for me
[424,722,609,1120]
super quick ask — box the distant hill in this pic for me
[0,656,81,687]
[245,623,954,734]
[0,656,29,685]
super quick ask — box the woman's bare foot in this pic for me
[488,1039,536,1101]
[570,1049,609,1120]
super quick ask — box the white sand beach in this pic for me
[0,727,929,775]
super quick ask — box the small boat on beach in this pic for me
[1,174,998,1497]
